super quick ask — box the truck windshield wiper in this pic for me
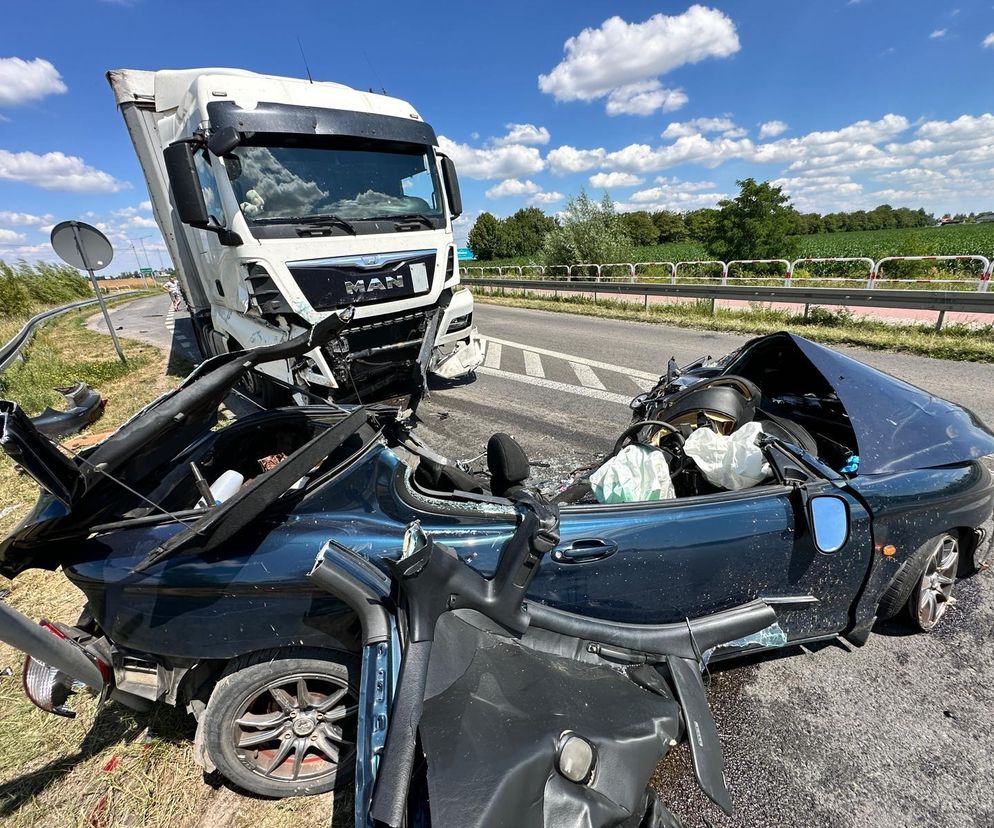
[381,213,437,229]
[293,214,358,235]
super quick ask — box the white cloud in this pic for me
[758,120,789,139]
[538,7,739,114]
[529,191,565,206]
[546,145,607,175]
[493,123,551,146]
[605,81,687,116]
[616,188,727,213]
[0,149,130,192]
[915,112,994,143]
[0,228,27,244]
[129,215,159,228]
[0,58,67,108]
[662,117,738,139]
[139,200,152,211]
[603,134,756,173]
[589,171,643,189]
[654,176,716,190]
[437,135,544,180]
[485,178,542,199]
[930,29,947,39]
[0,210,54,226]
[628,178,727,207]
[984,33,994,48]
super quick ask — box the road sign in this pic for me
[139,268,154,275]
[457,247,475,261]
[50,221,126,364]
[50,221,114,271]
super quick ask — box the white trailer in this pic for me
[108,67,480,405]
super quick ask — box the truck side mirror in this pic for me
[163,142,242,246]
[164,142,210,228]
[440,155,462,219]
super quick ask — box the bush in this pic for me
[542,191,635,266]
[0,259,91,318]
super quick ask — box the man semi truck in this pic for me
[107,68,481,404]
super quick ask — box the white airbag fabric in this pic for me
[684,421,771,490]
[590,445,676,504]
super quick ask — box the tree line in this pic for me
[466,184,943,264]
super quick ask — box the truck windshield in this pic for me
[224,138,444,225]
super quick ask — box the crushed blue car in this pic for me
[1,313,992,826]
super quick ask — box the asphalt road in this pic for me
[97,295,994,828]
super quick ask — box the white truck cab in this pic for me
[108,68,480,404]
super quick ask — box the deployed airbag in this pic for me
[590,445,676,504]
[684,421,771,490]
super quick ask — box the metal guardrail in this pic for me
[0,292,142,373]
[465,277,994,330]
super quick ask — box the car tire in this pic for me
[201,648,359,799]
[877,533,959,631]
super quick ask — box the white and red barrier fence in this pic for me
[462,254,993,292]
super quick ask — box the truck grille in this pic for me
[288,249,436,311]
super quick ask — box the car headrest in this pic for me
[487,433,530,496]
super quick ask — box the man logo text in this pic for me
[344,275,405,296]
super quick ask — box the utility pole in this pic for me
[128,240,148,287]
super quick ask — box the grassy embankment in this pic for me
[466,223,994,360]
[0,305,346,828]
[472,290,994,363]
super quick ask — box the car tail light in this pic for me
[22,621,109,719]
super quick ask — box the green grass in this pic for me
[466,222,994,283]
[472,288,994,363]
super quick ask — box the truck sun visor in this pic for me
[206,101,438,147]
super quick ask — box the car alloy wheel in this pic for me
[912,535,959,631]
[232,672,357,785]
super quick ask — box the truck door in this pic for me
[190,150,230,305]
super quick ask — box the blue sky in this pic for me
[2,1,993,271]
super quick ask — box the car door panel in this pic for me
[530,481,873,641]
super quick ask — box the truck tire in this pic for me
[201,649,359,798]
[877,533,959,631]
[222,336,289,408]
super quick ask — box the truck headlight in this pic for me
[447,312,472,332]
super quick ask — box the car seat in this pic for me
[487,433,530,497]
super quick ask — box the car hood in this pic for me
[735,333,994,475]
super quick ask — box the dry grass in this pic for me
[0,303,345,828]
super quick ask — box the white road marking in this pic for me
[632,376,657,391]
[483,341,502,369]
[570,361,605,390]
[523,351,545,378]
[483,336,658,381]
[478,367,631,405]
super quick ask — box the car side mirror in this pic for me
[808,495,849,553]
[163,142,242,246]
[440,155,462,219]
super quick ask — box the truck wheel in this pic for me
[223,337,289,408]
[201,649,359,798]
[878,533,959,631]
